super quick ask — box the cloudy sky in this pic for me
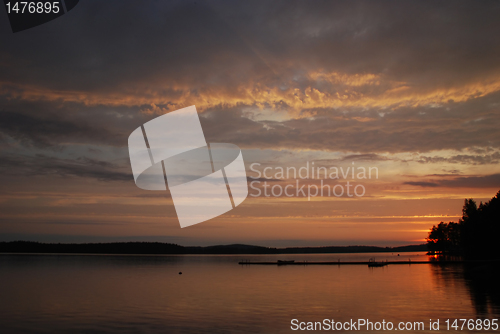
[1,0,499,246]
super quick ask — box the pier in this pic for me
[238,260,465,266]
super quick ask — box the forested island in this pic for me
[0,241,426,255]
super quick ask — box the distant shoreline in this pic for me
[0,241,427,255]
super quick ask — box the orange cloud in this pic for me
[2,71,500,117]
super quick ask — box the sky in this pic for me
[0,0,499,247]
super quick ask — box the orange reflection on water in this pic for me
[0,253,497,333]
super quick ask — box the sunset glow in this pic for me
[1,1,499,247]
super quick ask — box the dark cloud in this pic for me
[416,152,500,165]
[246,177,282,183]
[404,174,500,189]
[0,0,265,93]
[0,109,118,147]
[341,154,390,161]
[0,96,157,148]
[1,0,500,101]
[0,154,131,181]
[439,174,500,189]
[403,181,439,188]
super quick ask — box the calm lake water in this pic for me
[0,252,498,333]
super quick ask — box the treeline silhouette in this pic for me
[427,190,500,259]
[0,241,427,255]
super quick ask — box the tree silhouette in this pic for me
[426,221,460,254]
[427,190,500,259]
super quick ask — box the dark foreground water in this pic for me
[0,252,498,333]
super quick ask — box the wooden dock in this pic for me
[238,260,464,266]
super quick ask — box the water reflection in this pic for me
[430,261,500,318]
[463,264,500,316]
[0,253,498,333]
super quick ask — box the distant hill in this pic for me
[279,244,428,254]
[0,241,428,255]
